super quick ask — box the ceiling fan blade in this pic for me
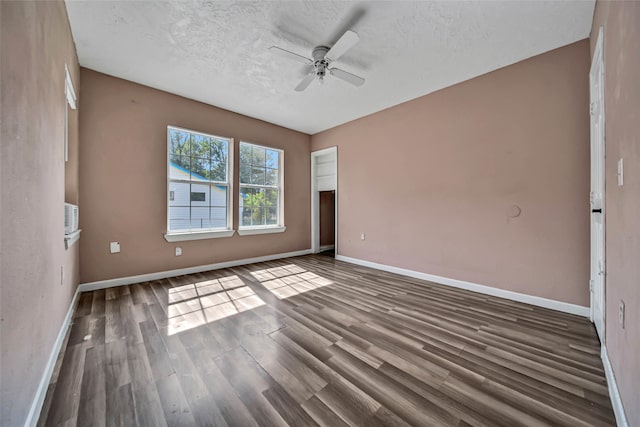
[269,46,312,65]
[329,68,365,87]
[294,74,316,92]
[325,30,359,62]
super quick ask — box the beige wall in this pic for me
[591,2,640,425]
[312,40,591,306]
[0,1,81,425]
[79,69,311,283]
[319,191,335,246]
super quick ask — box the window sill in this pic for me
[237,226,286,236]
[64,229,81,249]
[164,229,235,242]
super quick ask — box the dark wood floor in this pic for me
[39,255,615,426]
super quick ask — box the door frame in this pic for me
[589,26,606,341]
[311,147,338,254]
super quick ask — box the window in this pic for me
[166,126,233,241]
[63,65,80,249]
[239,142,284,235]
[64,64,77,163]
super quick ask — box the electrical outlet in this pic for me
[360,233,366,241]
[110,242,120,254]
[618,300,625,328]
[175,247,182,256]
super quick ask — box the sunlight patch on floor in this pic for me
[167,275,265,335]
[251,264,333,299]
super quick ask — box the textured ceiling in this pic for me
[65,1,595,135]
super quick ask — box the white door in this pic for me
[589,27,605,341]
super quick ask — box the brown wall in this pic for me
[591,2,640,424]
[312,40,591,306]
[79,69,311,283]
[0,1,81,425]
[319,191,335,246]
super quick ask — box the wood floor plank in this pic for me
[105,384,136,427]
[377,362,499,427]
[91,289,106,317]
[139,319,175,381]
[452,346,615,424]
[215,347,290,427]
[74,292,94,318]
[67,315,92,346]
[104,338,131,393]
[77,345,106,427]
[241,333,322,402]
[262,386,320,427]
[326,344,460,426]
[198,362,260,427]
[37,314,76,427]
[155,373,198,426]
[165,337,228,426]
[44,343,87,427]
[39,254,614,427]
[440,376,549,427]
[126,341,167,427]
[314,383,380,427]
[372,407,413,427]
[301,396,350,427]
[105,298,125,344]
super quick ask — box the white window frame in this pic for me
[238,141,285,236]
[164,126,235,242]
[64,64,77,162]
[63,65,80,249]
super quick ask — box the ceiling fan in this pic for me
[269,30,365,92]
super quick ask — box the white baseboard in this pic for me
[79,249,313,292]
[335,255,590,317]
[319,245,335,251]
[601,345,630,427]
[25,287,81,427]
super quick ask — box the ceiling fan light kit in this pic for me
[269,29,366,92]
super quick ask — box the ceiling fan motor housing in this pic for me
[312,46,330,78]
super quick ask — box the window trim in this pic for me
[237,225,286,236]
[64,64,77,163]
[238,141,285,231]
[164,229,235,242]
[165,126,234,240]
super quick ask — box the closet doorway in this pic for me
[318,191,335,256]
[311,147,337,254]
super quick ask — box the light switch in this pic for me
[110,242,120,253]
[618,158,624,186]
